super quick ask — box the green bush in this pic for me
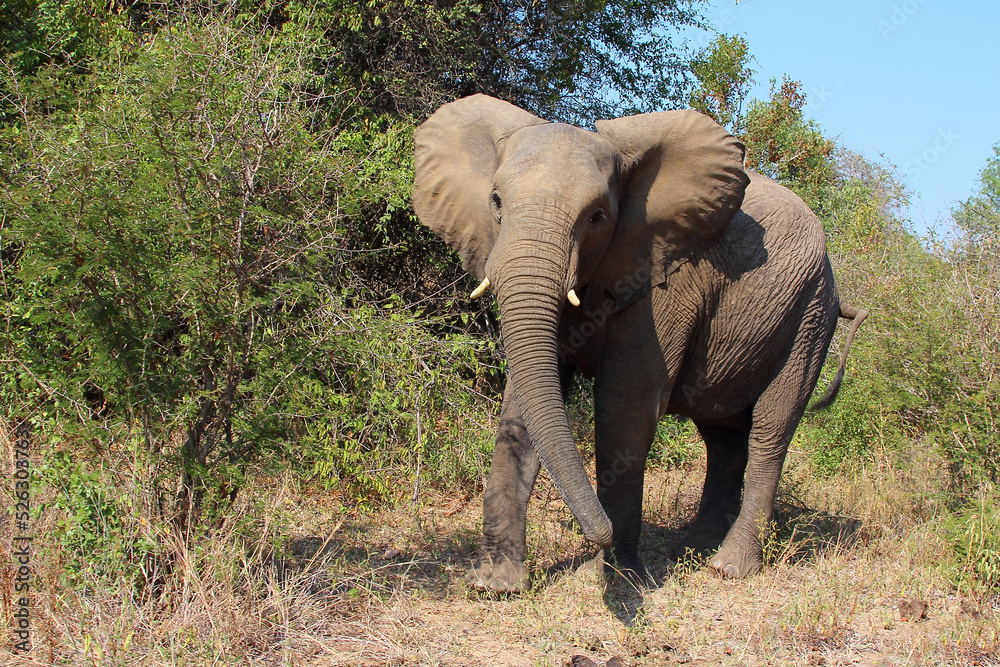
[648,417,700,469]
[279,302,499,503]
[0,12,498,522]
[793,145,998,487]
[36,447,156,585]
[943,489,1000,593]
[741,76,836,212]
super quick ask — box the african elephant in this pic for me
[411,94,867,592]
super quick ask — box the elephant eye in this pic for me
[490,191,502,221]
[589,208,606,225]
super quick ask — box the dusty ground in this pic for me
[276,450,998,667]
[2,445,997,666]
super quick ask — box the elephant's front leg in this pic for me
[593,383,661,586]
[468,380,541,594]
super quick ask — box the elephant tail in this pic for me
[810,303,869,411]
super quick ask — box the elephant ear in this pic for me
[589,110,749,310]
[412,94,548,280]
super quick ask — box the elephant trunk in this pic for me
[488,217,613,547]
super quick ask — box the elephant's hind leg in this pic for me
[709,306,836,578]
[672,422,749,560]
[708,394,802,578]
[468,381,540,594]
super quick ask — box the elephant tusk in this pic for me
[470,276,491,300]
[567,289,581,307]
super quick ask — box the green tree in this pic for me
[305,0,706,125]
[0,13,486,526]
[741,76,836,211]
[952,142,1000,257]
[0,0,138,124]
[688,33,754,134]
[2,17,340,522]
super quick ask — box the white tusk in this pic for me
[470,276,491,299]
[567,289,581,307]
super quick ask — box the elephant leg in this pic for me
[709,308,834,578]
[672,422,749,559]
[593,386,660,586]
[707,395,798,578]
[468,382,540,593]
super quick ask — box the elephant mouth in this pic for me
[472,272,581,309]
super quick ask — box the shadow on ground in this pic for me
[771,491,866,563]
[280,518,482,600]
[277,481,866,625]
[595,498,867,626]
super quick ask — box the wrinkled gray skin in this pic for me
[412,95,866,593]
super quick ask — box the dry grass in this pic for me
[2,436,998,666]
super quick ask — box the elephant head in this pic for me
[412,94,748,546]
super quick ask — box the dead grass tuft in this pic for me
[3,434,998,666]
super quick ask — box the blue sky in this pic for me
[687,0,1000,236]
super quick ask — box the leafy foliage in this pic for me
[944,488,1000,593]
[796,142,999,488]
[0,12,491,526]
[304,0,705,125]
[36,447,157,585]
[688,34,754,134]
[952,142,1000,262]
[742,76,836,210]
[648,417,700,469]
[0,0,138,123]
[1,1,710,527]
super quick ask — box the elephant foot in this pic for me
[576,549,653,588]
[708,541,762,578]
[466,555,529,594]
[607,549,655,588]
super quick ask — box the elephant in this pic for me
[411,94,867,592]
